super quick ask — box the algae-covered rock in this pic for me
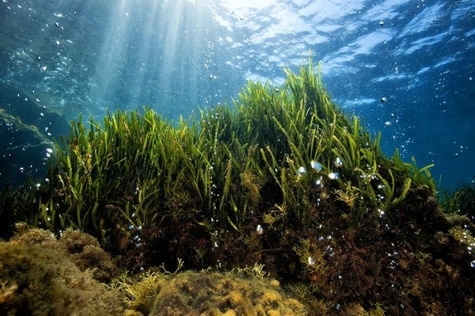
[113,268,315,316]
[0,241,124,316]
[9,225,119,283]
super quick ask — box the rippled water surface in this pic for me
[0,0,474,189]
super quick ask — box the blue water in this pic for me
[0,0,474,190]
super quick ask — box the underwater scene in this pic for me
[0,0,475,315]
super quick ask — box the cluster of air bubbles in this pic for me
[296,159,340,180]
[315,176,324,188]
[307,234,336,265]
[207,227,220,251]
[128,224,144,271]
[324,243,335,258]
[387,250,400,270]
[375,183,388,204]
[359,171,378,182]
[454,143,468,157]
[459,226,475,268]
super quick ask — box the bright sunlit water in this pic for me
[0,0,474,190]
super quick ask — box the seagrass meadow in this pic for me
[1,61,475,315]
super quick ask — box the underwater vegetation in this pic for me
[1,60,475,315]
[441,181,475,222]
[0,226,394,316]
[3,61,433,240]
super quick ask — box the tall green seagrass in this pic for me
[9,58,435,244]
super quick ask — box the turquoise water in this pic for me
[0,0,474,189]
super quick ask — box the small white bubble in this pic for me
[296,166,307,175]
[256,224,264,235]
[334,157,343,168]
[307,257,315,266]
[311,160,322,171]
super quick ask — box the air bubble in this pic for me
[256,224,264,235]
[334,157,343,168]
[296,166,307,175]
[311,160,322,171]
[307,257,315,266]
